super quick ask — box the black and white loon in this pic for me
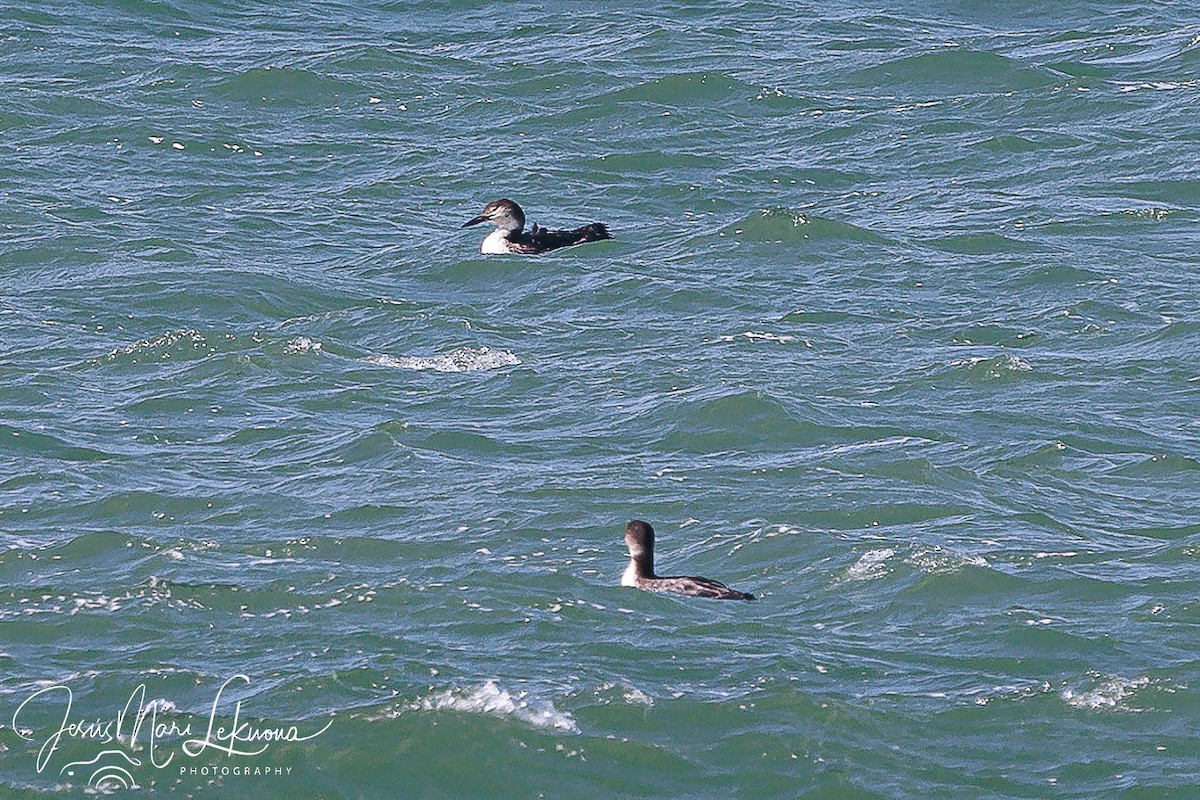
[621,520,755,601]
[461,198,611,254]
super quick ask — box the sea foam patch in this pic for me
[369,347,519,373]
[284,336,322,354]
[905,545,989,574]
[1061,674,1151,711]
[843,548,896,582]
[411,680,578,733]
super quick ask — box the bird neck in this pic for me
[622,554,655,585]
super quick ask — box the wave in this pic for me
[941,354,1034,382]
[585,149,729,174]
[852,49,1056,95]
[283,336,322,354]
[101,327,216,364]
[843,548,896,582]
[978,134,1041,153]
[1096,178,1200,207]
[216,66,363,105]
[409,681,578,733]
[1050,33,1200,83]
[1007,264,1110,287]
[1132,318,1200,345]
[715,330,802,345]
[803,501,971,532]
[948,324,1038,347]
[1061,674,1151,711]
[600,71,753,106]
[80,491,217,523]
[838,543,989,586]
[723,209,887,244]
[0,424,111,462]
[56,530,146,563]
[659,390,906,452]
[368,347,520,373]
[1033,205,1190,237]
[926,232,1041,255]
[1107,452,1200,478]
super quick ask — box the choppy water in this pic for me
[3,1,1200,797]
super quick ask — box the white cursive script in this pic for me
[13,683,184,772]
[181,675,333,758]
[12,674,333,775]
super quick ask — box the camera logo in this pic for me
[60,749,142,790]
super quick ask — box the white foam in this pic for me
[906,545,988,574]
[1002,355,1032,371]
[370,347,519,373]
[146,697,177,713]
[716,331,800,344]
[1118,80,1193,93]
[284,336,322,354]
[947,354,1031,371]
[106,328,211,360]
[2,670,102,697]
[71,595,122,614]
[593,681,654,707]
[945,354,1032,379]
[844,548,895,581]
[412,680,577,733]
[1061,675,1150,710]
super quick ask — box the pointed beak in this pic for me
[462,215,487,228]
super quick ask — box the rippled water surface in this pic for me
[3,1,1200,797]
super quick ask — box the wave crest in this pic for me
[369,347,519,373]
[724,209,885,244]
[412,681,578,733]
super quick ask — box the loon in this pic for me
[461,198,611,254]
[621,520,755,601]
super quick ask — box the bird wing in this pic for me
[513,223,612,253]
[655,575,755,601]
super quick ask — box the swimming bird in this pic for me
[621,520,755,600]
[461,198,611,255]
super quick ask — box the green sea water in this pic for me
[2,1,1199,797]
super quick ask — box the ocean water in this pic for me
[2,1,1199,797]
